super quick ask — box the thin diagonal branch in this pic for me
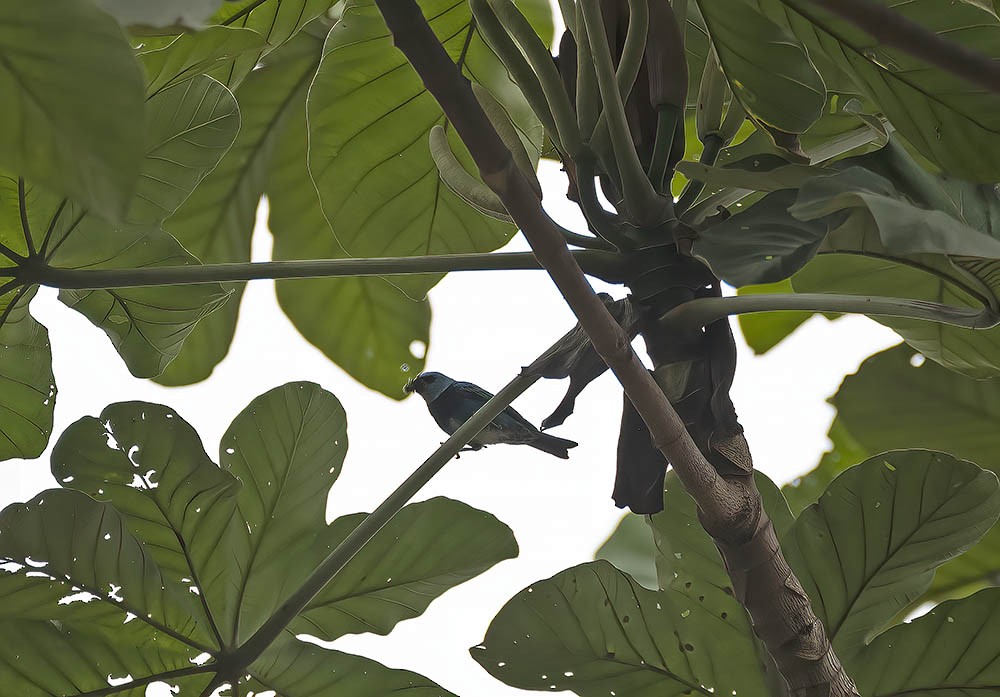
[797,0,1000,94]
[374,2,859,695]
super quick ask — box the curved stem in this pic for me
[469,0,561,149]
[616,0,648,99]
[17,178,35,258]
[30,250,623,289]
[489,0,583,157]
[574,2,601,138]
[675,134,723,216]
[580,0,665,224]
[660,292,1000,330]
[233,372,540,667]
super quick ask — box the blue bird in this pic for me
[405,372,578,459]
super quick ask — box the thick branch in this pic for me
[376,2,859,695]
[26,250,624,289]
[797,0,1000,94]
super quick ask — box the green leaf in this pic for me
[692,189,830,286]
[757,0,1000,180]
[128,75,242,226]
[293,497,517,640]
[95,0,224,28]
[218,382,349,644]
[0,288,54,461]
[252,637,456,697]
[307,0,548,297]
[268,39,432,398]
[159,39,320,385]
[139,25,267,94]
[736,279,814,354]
[594,513,659,590]
[0,0,145,220]
[50,400,241,631]
[473,560,770,697]
[783,450,1000,662]
[695,0,825,133]
[826,344,1000,600]
[208,0,335,88]
[0,488,210,646]
[850,589,1000,696]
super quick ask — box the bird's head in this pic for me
[404,371,453,401]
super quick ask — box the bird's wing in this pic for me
[452,381,539,434]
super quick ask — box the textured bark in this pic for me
[374,2,859,694]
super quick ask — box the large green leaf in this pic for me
[850,589,1000,697]
[757,0,1000,180]
[783,450,1000,662]
[474,560,770,697]
[269,37,432,398]
[594,513,659,590]
[0,0,145,221]
[826,344,1000,600]
[306,0,549,298]
[35,75,240,377]
[695,0,825,133]
[294,497,517,639]
[0,288,54,461]
[251,637,456,697]
[209,0,335,88]
[139,25,267,94]
[0,383,514,694]
[159,38,321,385]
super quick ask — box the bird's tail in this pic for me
[529,432,578,459]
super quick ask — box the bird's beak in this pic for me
[403,378,415,394]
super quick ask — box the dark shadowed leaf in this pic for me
[528,294,638,429]
[692,189,831,286]
[0,0,145,220]
[783,450,1000,662]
